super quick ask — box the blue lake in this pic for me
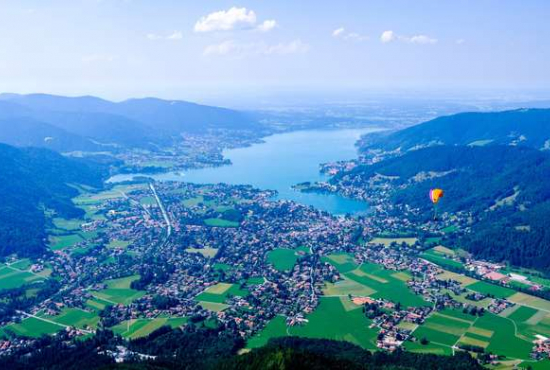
[109,128,380,215]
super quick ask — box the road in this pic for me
[149,182,172,243]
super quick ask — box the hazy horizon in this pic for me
[1,0,549,107]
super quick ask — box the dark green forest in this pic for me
[360,108,550,151]
[0,326,482,370]
[335,145,550,271]
[0,143,106,258]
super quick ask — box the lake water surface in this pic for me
[110,128,380,215]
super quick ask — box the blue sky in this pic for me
[0,0,549,103]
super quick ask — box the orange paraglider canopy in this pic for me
[429,188,444,204]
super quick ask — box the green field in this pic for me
[468,281,516,299]
[91,275,145,305]
[182,196,204,207]
[197,301,229,312]
[107,239,131,249]
[40,308,100,330]
[404,341,453,356]
[473,313,533,359]
[369,237,418,247]
[49,233,85,250]
[290,297,378,350]
[322,253,357,273]
[412,311,471,346]
[410,308,526,358]
[508,292,550,311]
[267,248,299,271]
[204,218,239,227]
[420,249,463,270]
[0,317,64,338]
[186,247,218,258]
[195,283,249,305]
[322,254,428,307]
[0,265,45,290]
[411,309,536,360]
[248,297,379,350]
[9,259,33,270]
[246,277,265,285]
[212,263,231,271]
[52,218,83,231]
[139,196,157,206]
[323,277,376,297]
[112,317,188,339]
[247,316,288,349]
[508,306,538,322]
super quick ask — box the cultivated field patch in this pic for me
[322,277,376,297]
[289,297,378,350]
[91,275,145,305]
[468,281,516,299]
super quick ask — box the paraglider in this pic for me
[429,188,444,220]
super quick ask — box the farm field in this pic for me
[0,317,63,338]
[186,247,218,258]
[195,283,249,306]
[473,313,533,359]
[112,317,188,339]
[321,253,357,274]
[40,308,100,330]
[204,218,239,227]
[52,218,82,231]
[420,248,463,270]
[48,233,85,250]
[403,341,453,356]
[508,292,550,312]
[267,248,300,271]
[246,277,265,285]
[197,301,229,312]
[369,237,418,247]
[323,277,376,297]
[410,309,534,360]
[91,275,145,305]
[0,264,45,290]
[247,297,379,351]
[412,310,473,347]
[107,239,131,249]
[322,254,428,307]
[290,297,378,350]
[246,316,288,349]
[212,263,231,271]
[467,281,516,299]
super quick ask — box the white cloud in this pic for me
[344,32,368,41]
[380,30,396,43]
[258,19,277,32]
[333,27,368,42]
[380,30,437,45]
[194,7,257,33]
[265,40,309,54]
[167,31,183,40]
[204,39,309,57]
[408,34,437,44]
[147,31,183,41]
[456,38,466,45]
[147,33,162,40]
[332,27,345,37]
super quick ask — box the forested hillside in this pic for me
[338,145,550,215]
[334,145,550,271]
[361,108,550,152]
[0,144,106,257]
[0,94,261,152]
[0,327,482,370]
